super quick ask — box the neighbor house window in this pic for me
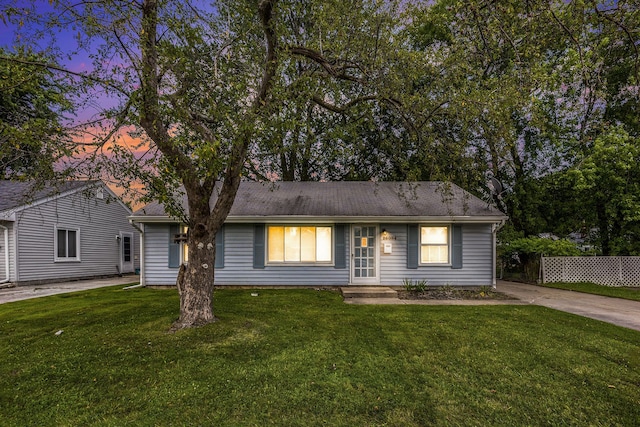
[55,227,80,261]
[420,226,449,264]
[267,226,332,263]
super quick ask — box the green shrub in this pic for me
[402,278,429,292]
[499,236,585,282]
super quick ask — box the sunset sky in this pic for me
[1,5,152,205]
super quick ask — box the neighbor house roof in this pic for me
[0,180,92,212]
[130,181,507,223]
[0,180,129,221]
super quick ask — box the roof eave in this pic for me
[129,214,508,224]
[0,211,16,222]
[223,215,508,224]
[128,215,180,223]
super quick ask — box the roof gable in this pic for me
[0,180,92,212]
[0,180,131,217]
[132,181,506,222]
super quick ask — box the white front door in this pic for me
[120,232,134,274]
[351,225,378,284]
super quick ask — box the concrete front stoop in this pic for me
[341,286,399,300]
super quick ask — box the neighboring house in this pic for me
[129,181,507,288]
[0,180,140,286]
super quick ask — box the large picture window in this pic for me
[55,227,80,261]
[267,226,332,263]
[420,226,449,264]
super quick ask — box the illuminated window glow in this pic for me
[268,226,332,263]
[182,226,189,263]
[420,226,449,263]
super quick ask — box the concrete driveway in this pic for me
[497,280,640,332]
[0,275,139,305]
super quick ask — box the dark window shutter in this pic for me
[407,224,419,269]
[168,224,180,268]
[253,224,265,269]
[215,225,224,269]
[451,224,463,269]
[334,224,346,269]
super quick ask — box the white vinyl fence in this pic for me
[541,256,640,287]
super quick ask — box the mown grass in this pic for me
[1,286,639,426]
[542,281,640,301]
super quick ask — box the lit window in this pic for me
[55,227,80,261]
[420,226,449,264]
[268,226,332,263]
[182,226,189,263]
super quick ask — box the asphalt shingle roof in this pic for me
[0,180,93,213]
[132,181,506,220]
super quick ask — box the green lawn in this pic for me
[1,287,639,426]
[541,282,640,301]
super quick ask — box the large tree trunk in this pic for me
[171,223,219,331]
[175,250,217,328]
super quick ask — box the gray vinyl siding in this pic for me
[378,223,494,286]
[143,222,495,287]
[216,224,350,286]
[143,223,177,285]
[12,188,139,284]
[143,223,351,286]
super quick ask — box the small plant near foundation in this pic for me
[438,284,455,298]
[479,285,494,297]
[402,278,429,292]
[398,284,512,300]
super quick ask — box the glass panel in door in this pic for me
[120,232,134,273]
[353,226,376,279]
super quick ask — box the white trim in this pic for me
[127,219,144,284]
[129,215,507,225]
[13,223,19,282]
[419,224,451,266]
[492,220,506,287]
[54,226,81,262]
[139,224,145,285]
[0,212,16,221]
[0,224,9,283]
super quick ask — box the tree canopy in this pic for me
[2,0,639,324]
[0,48,74,180]
[3,0,412,328]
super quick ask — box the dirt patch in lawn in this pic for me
[398,287,515,300]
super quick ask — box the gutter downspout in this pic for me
[492,220,506,288]
[0,224,9,284]
[128,219,145,287]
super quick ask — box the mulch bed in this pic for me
[398,287,515,300]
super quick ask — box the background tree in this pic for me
[2,0,406,329]
[565,127,640,255]
[407,0,640,257]
[0,48,75,180]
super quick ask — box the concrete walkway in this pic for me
[346,282,640,331]
[0,275,140,305]
[497,280,640,332]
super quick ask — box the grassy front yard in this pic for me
[540,281,640,301]
[1,287,639,426]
